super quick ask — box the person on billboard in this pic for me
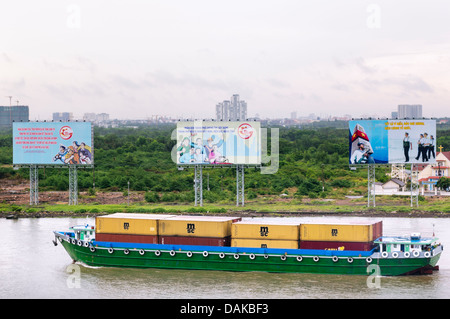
[350,123,375,164]
[423,133,431,162]
[53,145,68,163]
[179,147,194,163]
[415,133,428,162]
[64,145,80,164]
[353,142,374,164]
[193,147,206,163]
[78,142,92,164]
[204,134,224,162]
[403,132,412,162]
[428,135,435,160]
[177,137,191,162]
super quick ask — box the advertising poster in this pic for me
[176,121,261,165]
[13,122,93,165]
[349,119,436,165]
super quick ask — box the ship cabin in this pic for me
[374,233,439,258]
[70,224,95,242]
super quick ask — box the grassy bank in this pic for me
[2,195,450,218]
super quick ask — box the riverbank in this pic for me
[2,179,449,218]
[1,203,449,219]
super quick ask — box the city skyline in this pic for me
[2,1,450,120]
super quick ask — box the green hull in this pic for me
[58,235,441,276]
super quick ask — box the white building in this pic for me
[398,104,422,119]
[216,94,247,121]
[417,151,450,191]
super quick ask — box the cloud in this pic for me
[1,52,12,63]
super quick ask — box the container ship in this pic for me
[53,213,443,276]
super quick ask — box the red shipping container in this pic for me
[299,240,375,251]
[372,221,383,240]
[95,233,158,244]
[159,235,231,247]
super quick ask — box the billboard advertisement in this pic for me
[175,121,261,165]
[349,119,436,165]
[13,122,93,165]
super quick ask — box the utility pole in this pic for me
[127,181,130,206]
[6,96,12,126]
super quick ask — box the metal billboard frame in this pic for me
[175,120,262,207]
[12,121,94,205]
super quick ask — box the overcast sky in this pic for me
[1,1,450,120]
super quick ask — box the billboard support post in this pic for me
[29,165,39,206]
[410,164,419,207]
[69,165,78,205]
[194,165,203,207]
[367,164,376,207]
[236,165,244,206]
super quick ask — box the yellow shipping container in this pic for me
[96,213,175,235]
[299,222,376,242]
[158,216,241,238]
[231,220,300,240]
[231,238,299,249]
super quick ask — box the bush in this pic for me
[330,179,353,188]
[88,187,97,196]
[144,192,160,203]
[308,192,318,199]
[247,191,257,199]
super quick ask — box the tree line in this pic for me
[1,124,449,202]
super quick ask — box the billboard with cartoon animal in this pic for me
[13,122,93,165]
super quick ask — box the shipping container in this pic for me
[299,240,375,251]
[96,213,176,235]
[231,220,300,240]
[95,233,158,244]
[159,216,241,238]
[299,221,383,242]
[372,221,383,240]
[231,238,299,249]
[159,236,231,247]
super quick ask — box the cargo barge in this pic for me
[53,214,443,276]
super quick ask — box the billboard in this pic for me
[13,122,93,165]
[175,121,261,165]
[349,119,436,165]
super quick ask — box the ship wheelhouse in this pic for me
[374,233,441,259]
[70,224,96,242]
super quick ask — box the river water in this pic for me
[0,216,449,299]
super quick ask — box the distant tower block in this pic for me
[216,94,247,121]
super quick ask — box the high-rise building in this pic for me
[215,94,247,121]
[53,112,73,122]
[0,105,29,128]
[291,112,297,120]
[397,105,422,119]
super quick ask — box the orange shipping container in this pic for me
[158,216,241,238]
[96,213,175,235]
[299,221,382,242]
[231,220,300,240]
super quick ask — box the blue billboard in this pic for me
[13,122,93,165]
[349,119,436,165]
